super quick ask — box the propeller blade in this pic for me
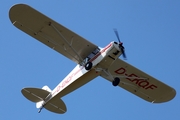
[122,48,126,59]
[113,29,127,59]
[119,44,126,59]
[113,28,121,43]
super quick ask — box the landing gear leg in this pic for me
[100,69,120,86]
[112,77,120,86]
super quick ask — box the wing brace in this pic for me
[13,21,84,64]
[98,67,148,88]
[49,22,84,63]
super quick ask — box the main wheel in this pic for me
[112,77,120,86]
[85,62,93,70]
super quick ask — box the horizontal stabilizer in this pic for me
[44,98,67,114]
[21,88,50,103]
[21,87,67,114]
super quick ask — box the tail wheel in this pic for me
[112,77,120,86]
[85,62,93,70]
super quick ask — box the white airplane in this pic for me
[9,4,176,114]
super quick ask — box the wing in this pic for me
[9,4,97,64]
[100,58,176,103]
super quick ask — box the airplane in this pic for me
[9,4,176,114]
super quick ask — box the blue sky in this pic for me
[1,0,180,119]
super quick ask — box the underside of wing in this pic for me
[9,4,97,64]
[100,58,176,103]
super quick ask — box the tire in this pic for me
[112,77,120,86]
[85,62,93,70]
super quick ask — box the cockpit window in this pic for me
[86,47,100,62]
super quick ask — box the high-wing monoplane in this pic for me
[9,4,176,114]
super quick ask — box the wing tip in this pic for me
[9,4,29,23]
[152,88,176,103]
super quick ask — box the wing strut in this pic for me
[49,22,84,64]
[97,67,148,88]
[96,67,148,81]
[13,21,82,64]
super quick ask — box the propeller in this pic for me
[113,29,126,59]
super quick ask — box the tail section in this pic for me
[36,86,52,109]
[21,86,67,114]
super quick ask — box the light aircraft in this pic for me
[9,4,176,114]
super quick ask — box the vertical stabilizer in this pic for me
[42,85,52,92]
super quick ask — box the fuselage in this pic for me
[45,41,122,104]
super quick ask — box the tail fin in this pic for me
[21,86,67,114]
[42,85,52,92]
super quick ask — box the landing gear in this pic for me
[38,106,43,113]
[85,62,93,70]
[112,77,120,86]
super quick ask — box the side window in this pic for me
[86,48,100,61]
[93,48,100,54]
